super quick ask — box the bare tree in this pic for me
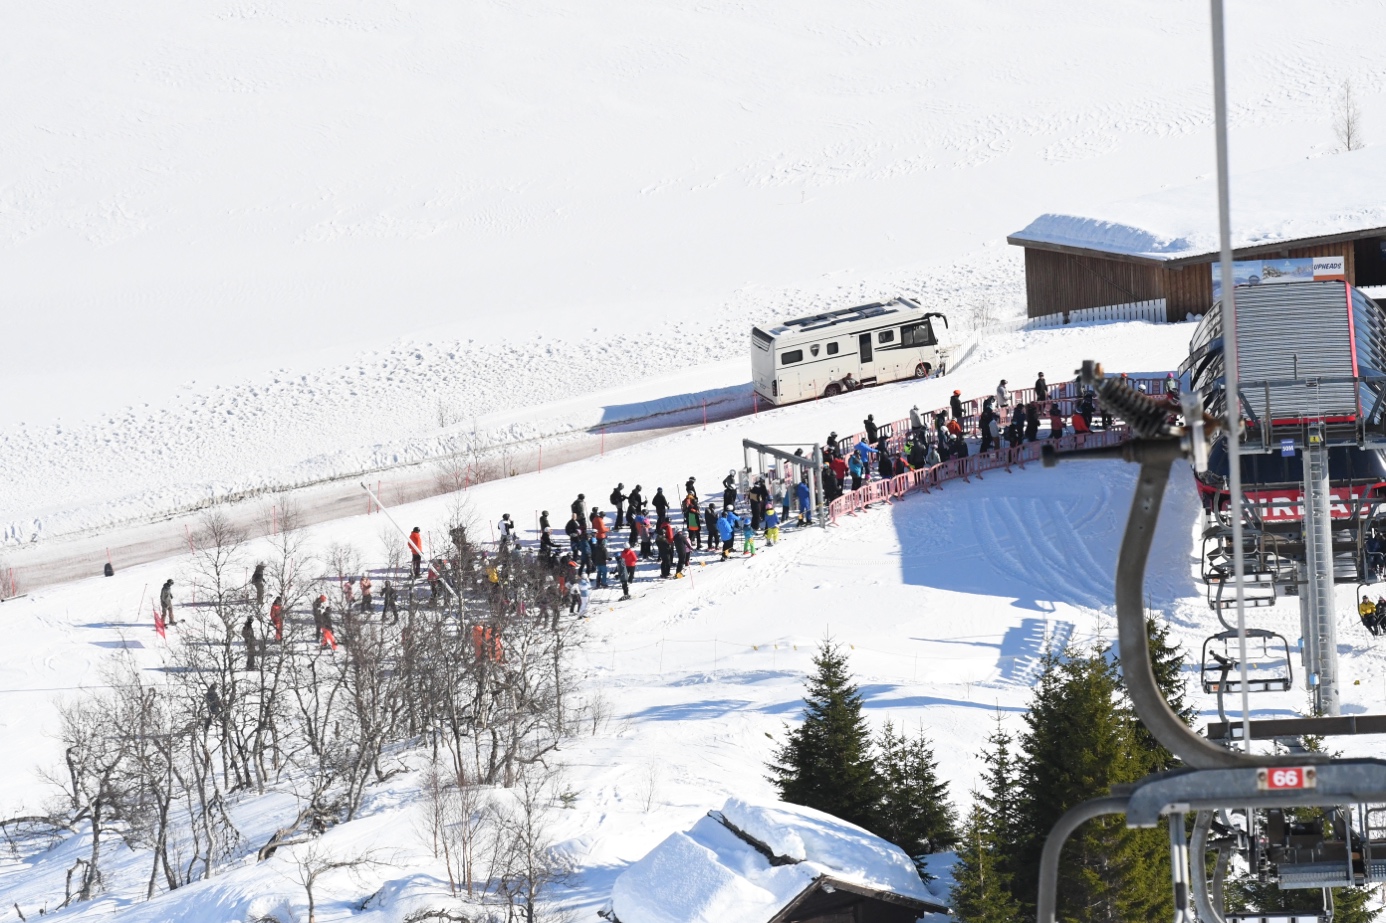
[287,841,382,923]
[1335,77,1364,152]
[491,766,571,923]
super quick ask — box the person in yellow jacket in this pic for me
[1360,597,1379,636]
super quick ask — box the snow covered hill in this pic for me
[5,0,1386,545]
[7,320,1386,922]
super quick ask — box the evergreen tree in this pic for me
[950,802,1023,923]
[875,721,957,876]
[767,639,880,831]
[1012,647,1171,923]
[1121,615,1193,773]
[977,712,1019,859]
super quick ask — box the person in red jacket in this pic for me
[269,596,284,642]
[408,527,423,577]
[619,542,638,599]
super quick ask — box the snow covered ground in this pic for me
[8,320,1386,921]
[6,0,1386,917]
[6,0,1386,546]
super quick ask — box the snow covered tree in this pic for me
[874,721,957,876]
[950,802,1023,923]
[767,639,880,832]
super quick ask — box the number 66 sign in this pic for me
[1256,767,1318,790]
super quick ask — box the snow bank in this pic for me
[1011,145,1386,261]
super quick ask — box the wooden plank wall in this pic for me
[1161,265,1211,321]
[1023,248,1163,317]
[1025,242,1365,321]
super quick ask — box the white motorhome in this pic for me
[751,298,953,406]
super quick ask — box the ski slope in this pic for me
[5,0,1386,547]
[7,320,1386,920]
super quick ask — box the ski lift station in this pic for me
[602,798,947,923]
[1008,145,1386,322]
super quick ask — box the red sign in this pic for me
[1244,486,1377,522]
[1258,767,1317,791]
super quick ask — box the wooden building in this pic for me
[604,798,949,923]
[1007,148,1386,322]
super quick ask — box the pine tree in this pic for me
[951,802,1024,923]
[977,712,1019,857]
[767,639,880,831]
[875,721,957,876]
[1012,647,1171,923]
[1122,615,1193,773]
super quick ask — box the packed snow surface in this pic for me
[1011,145,1386,261]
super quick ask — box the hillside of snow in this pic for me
[7,321,1386,922]
[5,0,1386,546]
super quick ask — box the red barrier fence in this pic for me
[831,376,1167,461]
[827,427,1130,523]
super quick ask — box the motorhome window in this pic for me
[901,321,936,347]
[878,330,895,344]
[780,350,804,365]
[826,342,839,355]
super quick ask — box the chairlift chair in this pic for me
[1200,628,1293,695]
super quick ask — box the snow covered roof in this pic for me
[607,798,945,923]
[1008,146,1386,264]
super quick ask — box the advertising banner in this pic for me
[1211,254,1345,300]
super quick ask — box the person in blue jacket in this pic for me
[715,509,735,560]
[795,479,812,524]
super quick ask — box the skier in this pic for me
[795,479,812,525]
[674,528,691,576]
[242,617,258,670]
[1024,402,1041,442]
[571,493,587,523]
[343,576,355,606]
[620,542,638,595]
[497,513,514,552]
[924,439,940,467]
[722,471,737,510]
[160,579,176,626]
[716,509,735,560]
[864,414,878,443]
[749,479,768,530]
[848,453,865,491]
[539,527,557,565]
[593,537,609,589]
[910,405,925,437]
[382,580,399,623]
[1164,372,1180,397]
[539,510,550,532]
[204,684,222,731]
[269,596,284,641]
[565,512,585,557]
[1035,372,1048,402]
[312,594,335,649]
[685,475,698,500]
[741,515,756,556]
[635,512,653,560]
[627,485,644,518]
[1049,403,1065,439]
[950,390,965,423]
[656,519,674,578]
[652,487,669,523]
[705,503,720,551]
[250,562,266,607]
[360,573,373,613]
[685,504,702,551]
[610,484,628,529]
[825,432,840,457]
[764,506,780,546]
[408,527,423,578]
[590,507,608,541]
[1360,596,1378,636]
[979,401,995,453]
